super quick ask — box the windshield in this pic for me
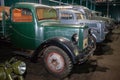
[36,7,57,20]
[84,9,92,19]
[75,13,85,20]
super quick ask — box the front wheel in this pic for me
[43,46,73,78]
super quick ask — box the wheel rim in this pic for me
[45,52,65,73]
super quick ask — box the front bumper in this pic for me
[75,46,95,64]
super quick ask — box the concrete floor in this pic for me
[0,26,120,80]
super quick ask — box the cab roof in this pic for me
[60,9,81,14]
[12,2,51,9]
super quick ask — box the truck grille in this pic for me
[83,28,88,49]
[83,28,88,39]
[100,22,106,40]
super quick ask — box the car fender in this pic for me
[89,29,97,41]
[31,37,78,64]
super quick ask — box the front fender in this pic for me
[31,37,78,64]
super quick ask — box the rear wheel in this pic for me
[43,46,73,78]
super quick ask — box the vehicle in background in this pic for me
[53,6,108,43]
[91,10,115,30]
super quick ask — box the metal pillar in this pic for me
[107,0,109,17]
[72,0,74,5]
[39,0,42,4]
[86,0,88,7]
[80,0,83,5]
[91,2,93,10]
[59,0,62,5]
[93,4,96,10]
[1,0,4,6]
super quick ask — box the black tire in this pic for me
[43,46,73,78]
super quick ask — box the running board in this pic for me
[13,51,32,59]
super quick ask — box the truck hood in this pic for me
[38,20,87,28]
[38,20,59,26]
[77,19,105,29]
[77,19,103,23]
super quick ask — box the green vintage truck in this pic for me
[0,2,95,78]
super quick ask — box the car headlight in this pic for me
[12,61,26,75]
[71,33,79,44]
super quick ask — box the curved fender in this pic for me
[31,37,78,64]
[89,29,97,41]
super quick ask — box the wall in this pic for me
[0,0,4,6]
[96,4,120,21]
[3,0,120,21]
[110,5,120,21]
[4,0,39,6]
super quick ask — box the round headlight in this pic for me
[71,33,79,44]
[12,61,26,75]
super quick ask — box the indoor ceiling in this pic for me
[51,0,120,5]
[96,0,120,5]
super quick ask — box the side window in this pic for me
[61,13,73,20]
[12,8,32,22]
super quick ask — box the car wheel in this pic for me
[43,46,73,78]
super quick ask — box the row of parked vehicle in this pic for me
[53,5,116,43]
[0,2,115,79]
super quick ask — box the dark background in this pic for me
[1,0,120,21]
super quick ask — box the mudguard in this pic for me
[31,37,78,64]
[89,29,97,42]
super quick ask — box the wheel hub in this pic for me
[47,52,65,72]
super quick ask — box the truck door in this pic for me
[11,8,35,49]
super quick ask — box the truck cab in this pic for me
[0,2,95,78]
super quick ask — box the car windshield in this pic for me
[75,13,85,20]
[36,7,57,20]
[84,9,92,19]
